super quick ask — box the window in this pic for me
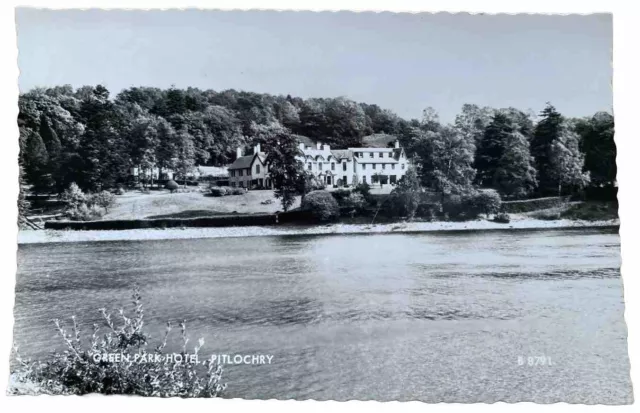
[230,170,235,177]
[391,164,395,170]
[378,152,383,158]
[388,153,393,158]
[247,168,251,176]
[372,163,376,170]
[363,176,367,184]
[382,164,386,170]
[231,182,236,187]
[308,163,312,171]
[343,162,347,171]
[331,162,335,171]
[239,169,243,177]
[369,153,374,158]
[319,162,323,170]
[256,164,261,174]
[362,164,366,170]
[401,164,405,170]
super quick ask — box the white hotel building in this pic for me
[297,139,410,188]
[227,138,411,189]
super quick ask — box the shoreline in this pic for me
[18,218,619,245]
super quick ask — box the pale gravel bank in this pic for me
[18,219,619,245]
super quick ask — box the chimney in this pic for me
[236,147,243,159]
[299,142,305,150]
[325,144,331,151]
[394,140,400,149]
[316,142,322,150]
[254,143,261,154]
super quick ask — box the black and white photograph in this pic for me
[8,7,632,404]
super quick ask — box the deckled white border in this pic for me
[0,1,637,412]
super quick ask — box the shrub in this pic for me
[10,290,225,397]
[88,190,116,213]
[353,183,371,199]
[209,187,228,197]
[560,201,618,221]
[66,203,104,221]
[60,183,86,209]
[415,203,441,221]
[302,174,326,192]
[466,189,502,217]
[166,180,180,192]
[114,187,125,195]
[331,188,352,205]
[442,190,501,221]
[342,192,367,211]
[301,190,340,222]
[493,212,511,224]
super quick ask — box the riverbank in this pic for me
[18,218,619,244]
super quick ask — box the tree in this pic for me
[128,113,160,187]
[17,166,31,224]
[531,103,564,194]
[454,104,494,146]
[264,131,306,211]
[549,129,590,195]
[22,129,52,193]
[493,129,537,198]
[174,128,196,185]
[421,106,441,132]
[154,118,179,178]
[475,113,510,186]
[575,112,615,187]
[413,126,476,199]
[389,167,422,219]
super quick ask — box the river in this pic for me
[13,228,632,403]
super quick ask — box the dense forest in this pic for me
[18,84,615,200]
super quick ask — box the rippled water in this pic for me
[13,228,632,403]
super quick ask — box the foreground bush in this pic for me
[10,290,225,397]
[301,190,340,222]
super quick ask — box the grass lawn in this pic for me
[103,188,300,220]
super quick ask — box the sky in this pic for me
[16,9,612,122]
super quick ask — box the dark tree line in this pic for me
[18,85,614,200]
